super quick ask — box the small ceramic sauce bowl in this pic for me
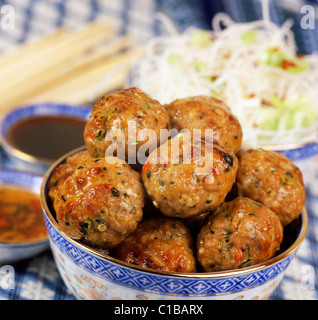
[0,103,92,175]
[0,168,49,264]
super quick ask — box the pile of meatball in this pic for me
[48,87,306,273]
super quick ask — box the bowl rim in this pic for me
[0,237,49,247]
[242,140,318,152]
[41,146,308,279]
[0,103,91,166]
[0,167,50,245]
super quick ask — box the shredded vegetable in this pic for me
[129,14,318,146]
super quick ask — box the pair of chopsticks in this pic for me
[0,20,145,115]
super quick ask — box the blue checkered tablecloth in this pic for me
[0,0,317,301]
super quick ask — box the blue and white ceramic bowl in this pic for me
[0,103,92,175]
[0,168,49,264]
[41,147,308,300]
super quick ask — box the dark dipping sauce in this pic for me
[7,116,86,161]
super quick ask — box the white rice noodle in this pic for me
[130,12,318,146]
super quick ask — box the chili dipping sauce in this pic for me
[0,186,47,243]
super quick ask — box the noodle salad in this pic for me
[129,13,318,147]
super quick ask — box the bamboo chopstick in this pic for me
[0,22,109,80]
[0,20,145,115]
[25,46,145,105]
[0,22,115,95]
[0,35,136,109]
[0,28,67,70]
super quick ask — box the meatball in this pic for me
[53,156,145,249]
[236,148,305,226]
[48,150,91,202]
[142,132,238,218]
[84,87,171,167]
[165,95,242,154]
[115,215,197,273]
[197,197,283,272]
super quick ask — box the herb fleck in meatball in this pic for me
[236,148,305,226]
[53,156,145,249]
[165,95,242,153]
[84,87,170,166]
[115,215,196,272]
[197,197,283,272]
[142,132,238,218]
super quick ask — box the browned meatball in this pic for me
[48,150,92,202]
[84,87,170,167]
[165,95,242,154]
[142,132,238,218]
[115,215,197,273]
[53,156,145,249]
[236,149,306,226]
[197,197,283,272]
